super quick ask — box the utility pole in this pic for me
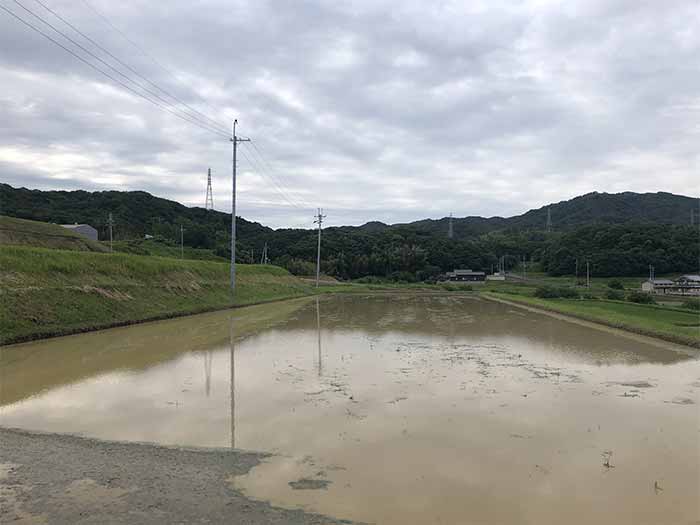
[546,207,552,233]
[586,260,590,288]
[107,213,114,253]
[314,208,326,288]
[260,242,268,264]
[180,225,184,259]
[205,168,214,210]
[230,119,250,292]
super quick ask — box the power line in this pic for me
[242,144,310,210]
[248,141,314,209]
[238,147,309,210]
[0,2,230,139]
[79,0,235,126]
[31,0,230,135]
[14,0,230,137]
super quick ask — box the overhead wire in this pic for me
[79,0,236,126]
[3,0,319,223]
[246,141,315,210]
[32,0,231,135]
[237,147,307,210]
[1,1,230,139]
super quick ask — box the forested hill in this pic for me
[1,183,698,278]
[378,191,699,237]
[0,183,271,250]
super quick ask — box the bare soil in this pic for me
[0,428,358,524]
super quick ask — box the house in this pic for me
[642,275,700,296]
[486,272,506,281]
[446,269,486,282]
[61,223,98,241]
[674,275,700,295]
[641,279,674,294]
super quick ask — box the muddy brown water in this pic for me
[2,294,699,524]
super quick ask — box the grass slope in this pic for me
[112,238,226,261]
[0,246,312,345]
[0,215,108,252]
[485,292,700,348]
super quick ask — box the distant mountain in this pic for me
[1,183,697,277]
[396,191,698,238]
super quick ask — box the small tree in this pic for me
[627,291,656,304]
[607,279,624,290]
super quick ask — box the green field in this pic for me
[0,245,312,345]
[485,292,700,348]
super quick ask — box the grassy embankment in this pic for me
[483,281,700,348]
[112,238,226,261]
[0,245,313,345]
[0,215,108,252]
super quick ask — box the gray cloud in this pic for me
[0,0,698,228]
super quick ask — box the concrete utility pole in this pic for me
[107,213,114,253]
[586,260,591,288]
[260,242,268,265]
[230,119,250,292]
[314,208,326,288]
[180,225,184,259]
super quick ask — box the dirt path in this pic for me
[0,428,359,524]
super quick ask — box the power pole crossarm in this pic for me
[230,119,250,293]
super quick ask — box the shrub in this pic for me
[534,285,579,299]
[607,279,625,290]
[681,298,700,311]
[627,291,656,304]
[605,289,625,301]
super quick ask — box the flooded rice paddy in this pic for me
[2,294,699,524]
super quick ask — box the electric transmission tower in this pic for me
[448,213,454,239]
[314,209,326,288]
[546,207,552,233]
[205,168,214,210]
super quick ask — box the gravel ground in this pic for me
[0,428,359,524]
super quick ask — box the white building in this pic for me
[642,275,700,296]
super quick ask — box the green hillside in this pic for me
[2,184,698,280]
[0,215,108,252]
[0,245,312,345]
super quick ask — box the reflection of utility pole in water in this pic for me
[316,297,322,377]
[203,351,213,397]
[230,320,235,449]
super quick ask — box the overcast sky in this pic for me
[1,0,698,228]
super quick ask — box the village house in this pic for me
[642,275,700,296]
[445,269,486,282]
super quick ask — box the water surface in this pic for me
[2,294,698,524]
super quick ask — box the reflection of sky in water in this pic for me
[1,295,698,525]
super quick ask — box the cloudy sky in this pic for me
[1,0,698,228]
